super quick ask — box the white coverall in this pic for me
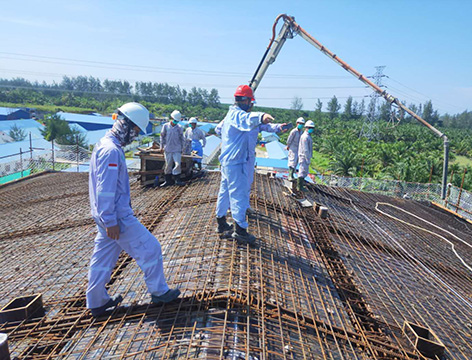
[298,131,313,179]
[160,122,184,175]
[286,128,302,169]
[215,105,264,228]
[87,133,169,309]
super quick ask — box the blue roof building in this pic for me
[260,131,280,143]
[57,111,153,135]
[202,135,221,164]
[0,119,45,141]
[254,157,288,171]
[265,140,288,160]
[0,107,31,121]
[56,112,114,131]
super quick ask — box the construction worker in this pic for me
[216,115,287,214]
[286,117,305,181]
[160,110,184,186]
[87,102,180,317]
[215,85,274,245]
[297,120,315,192]
[184,117,206,170]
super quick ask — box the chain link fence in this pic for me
[0,141,91,184]
[317,174,472,222]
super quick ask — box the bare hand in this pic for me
[280,123,288,133]
[106,225,120,240]
[285,146,289,150]
[262,114,274,124]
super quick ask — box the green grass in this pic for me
[311,150,330,173]
[453,155,472,168]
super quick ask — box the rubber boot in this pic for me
[160,174,174,187]
[216,215,232,233]
[232,222,256,246]
[298,177,308,192]
[288,167,295,181]
[174,174,185,186]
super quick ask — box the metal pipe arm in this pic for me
[250,14,449,198]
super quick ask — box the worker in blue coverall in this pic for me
[297,120,315,192]
[215,85,274,245]
[87,102,180,317]
[215,113,286,215]
[184,117,206,170]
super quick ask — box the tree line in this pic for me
[0,76,220,108]
[1,75,471,190]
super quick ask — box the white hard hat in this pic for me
[189,117,198,124]
[296,117,305,124]
[305,120,315,128]
[171,110,182,122]
[118,102,149,133]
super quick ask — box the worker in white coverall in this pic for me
[87,102,180,317]
[297,120,315,192]
[160,110,185,187]
[215,85,274,245]
[286,117,305,181]
[184,117,206,170]
[216,117,287,214]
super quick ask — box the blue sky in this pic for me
[1,0,470,115]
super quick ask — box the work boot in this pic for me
[160,174,174,187]
[246,207,256,218]
[232,222,256,246]
[174,174,185,186]
[216,215,232,233]
[288,167,295,181]
[90,294,123,317]
[297,177,308,192]
[151,288,181,305]
[197,162,202,171]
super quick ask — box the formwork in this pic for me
[0,171,471,359]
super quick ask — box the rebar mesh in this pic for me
[1,171,471,359]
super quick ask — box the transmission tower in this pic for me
[360,66,386,140]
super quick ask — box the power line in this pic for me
[0,84,367,101]
[0,52,352,80]
[0,68,367,90]
[385,76,464,113]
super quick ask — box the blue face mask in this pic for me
[308,128,314,134]
[239,102,251,112]
[297,124,303,130]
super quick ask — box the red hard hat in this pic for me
[234,85,255,101]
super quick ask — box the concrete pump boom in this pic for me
[250,14,449,199]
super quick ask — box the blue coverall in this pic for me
[184,127,206,164]
[87,132,169,309]
[215,105,264,228]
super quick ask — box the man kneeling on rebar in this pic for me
[87,102,180,317]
